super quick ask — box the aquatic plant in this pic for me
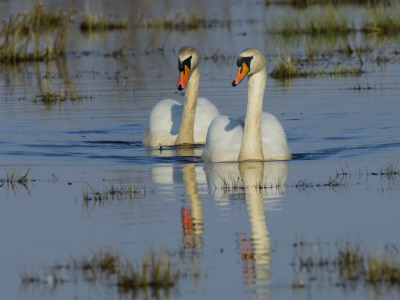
[269,55,304,78]
[81,180,149,202]
[4,168,30,185]
[269,54,362,79]
[80,6,128,32]
[269,5,354,35]
[291,238,400,292]
[294,172,350,191]
[117,248,178,291]
[0,4,70,63]
[144,11,210,31]
[266,0,391,6]
[218,175,246,195]
[20,246,180,294]
[361,3,400,35]
[0,168,32,192]
[34,79,90,104]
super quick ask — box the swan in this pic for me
[142,47,220,147]
[202,48,290,162]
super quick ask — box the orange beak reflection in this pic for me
[177,65,190,90]
[232,62,250,87]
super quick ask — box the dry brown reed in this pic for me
[0,3,70,63]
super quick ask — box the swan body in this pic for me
[142,97,219,147]
[202,48,290,162]
[142,47,219,148]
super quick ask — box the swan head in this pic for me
[177,47,199,91]
[232,48,266,87]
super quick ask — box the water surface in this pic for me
[1,0,400,299]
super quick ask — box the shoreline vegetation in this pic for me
[0,3,70,63]
[269,55,364,79]
[291,238,400,292]
[267,2,400,36]
[20,246,181,295]
[0,1,398,66]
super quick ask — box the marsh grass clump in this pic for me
[361,3,400,35]
[291,238,400,292]
[269,55,362,79]
[117,248,178,291]
[269,55,304,79]
[266,0,390,6]
[0,3,70,63]
[219,176,246,195]
[294,171,350,191]
[365,158,400,186]
[21,246,180,294]
[4,168,31,185]
[270,5,353,35]
[145,12,208,31]
[34,80,89,104]
[378,157,400,177]
[0,168,33,191]
[337,241,365,281]
[80,11,128,32]
[366,247,400,286]
[81,180,149,202]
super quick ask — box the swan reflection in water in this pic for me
[204,161,289,294]
[150,157,289,295]
[150,147,205,262]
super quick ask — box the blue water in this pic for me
[1,1,400,299]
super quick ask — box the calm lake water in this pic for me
[1,0,400,299]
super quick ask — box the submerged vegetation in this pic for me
[0,3,70,63]
[265,0,391,6]
[33,79,89,104]
[268,1,400,36]
[81,180,150,202]
[269,54,363,79]
[0,169,32,190]
[291,238,400,292]
[80,7,128,32]
[145,12,209,31]
[20,246,180,294]
[361,3,400,34]
[270,5,353,35]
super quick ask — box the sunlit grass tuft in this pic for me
[145,12,208,31]
[269,55,304,78]
[0,4,70,63]
[20,246,181,294]
[269,54,363,79]
[361,3,400,35]
[291,238,400,292]
[80,8,128,32]
[270,5,354,35]
[34,80,90,104]
[266,0,390,6]
[81,180,150,202]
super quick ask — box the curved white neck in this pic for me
[238,68,266,161]
[176,67,199,145]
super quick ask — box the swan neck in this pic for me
[176,67,199,145]
[239,70,266,161]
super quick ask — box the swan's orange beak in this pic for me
[177,65,190,91]
[232,62,250,87]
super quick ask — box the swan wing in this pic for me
[193,97,220,144]
[202,115,243,162]
[142,99,183,147]
[261,112,291,160]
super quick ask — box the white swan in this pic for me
[202,48,290,162]
[142,47,220,147]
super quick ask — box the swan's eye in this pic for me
[237,56,253,70]
[178,56,192,73]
